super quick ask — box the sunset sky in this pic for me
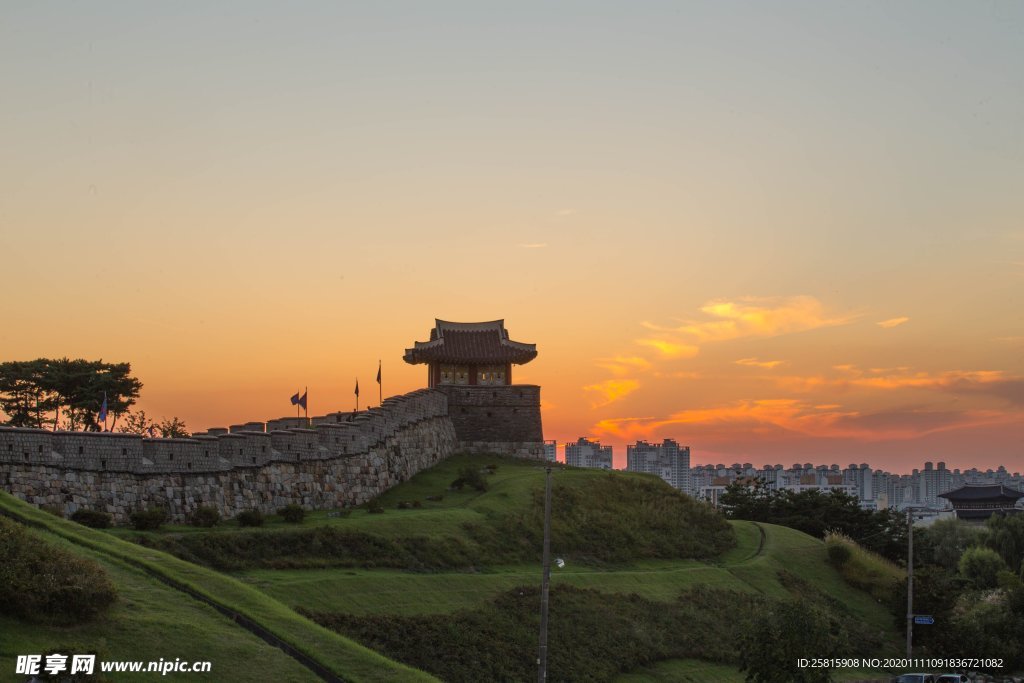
[2,2,1022,473]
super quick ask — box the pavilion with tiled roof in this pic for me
[939,484,1024,522]
[404,319,537,388]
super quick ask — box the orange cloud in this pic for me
[876,316,910,328]
[596,356,653,376]
[635,338,700,358]
[643,295,854,344]
[582,379,640,408]
[734,358,784,369]
[772,366,1021,402]
[847,369,1005,390]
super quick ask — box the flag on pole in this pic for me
[298,390,307,411]
[98,392,108,424]
[290,391,300,406]
[376,362,381,385]
[354,380,360,397]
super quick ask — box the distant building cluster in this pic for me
[558,440,1024,516]
[565,437,613,470]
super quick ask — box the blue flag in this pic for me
[98,392,108,424]
[290,391,300,406]
[298,391,307,410]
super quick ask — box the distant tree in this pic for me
[0,358,142,431]
[156,417,189,438]
[984,513,1024,575]
[891,564,959,654]
[738,599,837,683]
[959,546,1009,590]
[119,410,154,435]
[0,360,51,427]
[915,518,989,572]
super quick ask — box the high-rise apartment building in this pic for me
[626,438,691,493]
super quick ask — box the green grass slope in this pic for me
[0,491,437,683]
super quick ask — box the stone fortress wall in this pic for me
[436,384,545,459]
[0,386,544,523]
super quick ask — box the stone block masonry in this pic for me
[0,389,459,523]
[436,384,544,456]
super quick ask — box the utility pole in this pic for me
[538,465,552,683]
[905,507,914,658]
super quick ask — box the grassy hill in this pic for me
[0,491,437,683]
[2,454,902,681]
[99,454,899,681]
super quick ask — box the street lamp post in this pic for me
[538,465,552,682]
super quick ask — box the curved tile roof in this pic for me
[404,319,538,365]
[938,484,1024,502]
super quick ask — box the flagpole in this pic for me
[296,389,300,419]
[304,386,308,424]
[378,360,382,407]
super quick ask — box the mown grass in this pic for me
[236,520,898,645]
[0,491,437,683]
[0,527,316,683]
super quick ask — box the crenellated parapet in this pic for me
[0,388,448,475]
[0,388,456,522]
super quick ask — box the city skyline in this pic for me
[3,2,1022,472]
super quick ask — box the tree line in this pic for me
[0,358,187,436]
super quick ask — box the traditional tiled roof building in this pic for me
[938,484,1024,522]
[404,319,537,387]
[404,319,544,458]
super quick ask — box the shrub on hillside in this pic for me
[190,506,221,528]
[71,509,112,529]
[826,541,852,566]
[451,467,488,492]
[236,509,264,527]
[824,532,902,602]
[367,501,385,514]
[0,516,116,624]
[129,507,167,531]
[278,504,305,523]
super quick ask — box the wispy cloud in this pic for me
[642,296,854,345]
[734,358,784,369]
[596,356,652,376]
[582,379,640,408]
[635,338,700,358]
[518,243,548,249]
[876,317,910,328]
[771,366,1024,405]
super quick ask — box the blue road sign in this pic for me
[913,615,935,625]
